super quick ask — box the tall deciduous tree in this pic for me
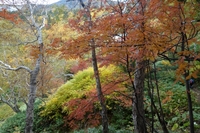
[0,11,27,113]
[55,0,110,132]
[88,0,169,132]
[158,1,200,132]
[0,0,47,132]
[76,0,109,132]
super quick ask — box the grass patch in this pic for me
[0,103,15,126]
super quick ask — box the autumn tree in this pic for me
[82,0,170,132]
[90,1,200,132]
[0,10,26,113]
[48,0,199,132]
[48,0,111,132]
[157,1,200,132]
[74,0,109,132]
[0,0,48,132]
[61,0,158,132]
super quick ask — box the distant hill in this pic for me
[50,0,86,9]
[50,0,116,9]
[0,0,117,12]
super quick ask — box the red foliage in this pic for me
[28,45,40,58]
[64,98,101,129]
[70,60,89,74]
[0,9,19,23]
[46,38,62,55]
[50,38,61,48]
[62,78,130,130]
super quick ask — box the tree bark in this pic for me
[185,71,194,133]
[91,43,109,133]
[132,0,148,131]
[25,54,41,133]
[181,26,194,133]
[133,60,147,133]
[24,0,45,132]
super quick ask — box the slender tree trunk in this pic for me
[181,30,194,133]
[25,54,41,133]
[153,63,169,133]
[133,60,147,133]
[91,43,109,133]
[184,71,194,133]
[76,0,109,132]
[24,1,45,131]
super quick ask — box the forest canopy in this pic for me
[0,0,200,133]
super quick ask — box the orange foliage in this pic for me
[45,0,199,80]
[29,45,40,58]
[0,9,19,23]
[60,0,178,66]
[162,90,173,104]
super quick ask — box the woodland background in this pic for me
[0,0,200,133]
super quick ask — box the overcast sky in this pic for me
[0,0,61,5]
[35,0,60,4]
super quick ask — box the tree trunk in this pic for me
[76,0,109,132]
[181,36,194,133]
[185,74,194,133]
[91,43,109,133]
[180,14,194,131]
[25,55,41,133]
[153,63,169,133]
[132,0,148,131]
[24,1,45,132]
[133,60,147,133]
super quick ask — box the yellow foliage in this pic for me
[41,65,121,119]
[91,9,106,21]
[45,22,79,42]
[161,60,171,66]
[67,12,75,20]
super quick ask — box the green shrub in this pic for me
[0,111,25,133]
[73,125,132,133]
[146,80,200,132]
[41,65,120,119]
[109,102,132,130]
[39,65,132,131]
[33,99,66,133]
[41,67,95,119]
[0,99,65,133]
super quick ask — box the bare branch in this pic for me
[0,60,31,73]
